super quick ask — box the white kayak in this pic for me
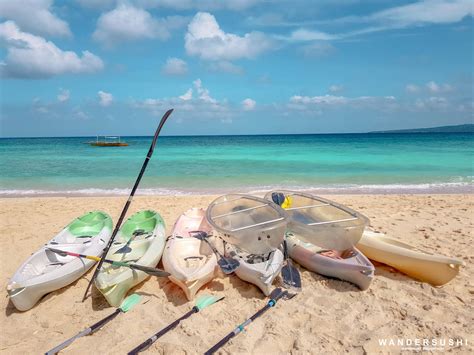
[287,233,374,290]
[7,211,113,311]
[95,210,166,307]
[357,229,464,286]
[163,208,218,301]
[225,242,284,296]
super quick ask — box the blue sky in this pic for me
[0,0,472,137]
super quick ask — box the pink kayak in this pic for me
[287,233,375,290]
[162,208,218,300]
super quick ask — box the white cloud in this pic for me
[208,61,244,74]
[98,91,113,106]
[406,84,420,93]
[414,96,449,110]
[57,88,70,102]
[276,0,474,42]
[0,0,71,37]
[179,88,193,100]
[136,0,260,11]
[289,94,398,111]
[193,78,217,103]
[426,81,440,92]
[242,98,256,111]
[93,4,187,47]
[185,12,275,61]
[287,29,338,41]
[291,94,348,105]
[406,81,454,94]
[426,81,453,93]
[76,0,115,10]
[329,84,344,93]
[0,21,103,79]
[137,78,231,121]
[370,0,474,28]
[300,42,336,58]
[73,110,89,120]
[162,57,188,76]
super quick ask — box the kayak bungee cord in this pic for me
[45,294,141,355]
[205,288,291,355]
[82,108,174,301]
[47,248,170,277]
[128,295,224,354]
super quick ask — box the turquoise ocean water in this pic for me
[0,133,472,196]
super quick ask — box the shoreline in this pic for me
[1,183,473,198]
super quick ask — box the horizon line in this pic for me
[2,123,472,139]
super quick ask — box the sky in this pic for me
[0,0,473,137]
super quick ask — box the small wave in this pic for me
[0,188,195,197]
[1,181,473,197]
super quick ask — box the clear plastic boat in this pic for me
[206,194,288,254]
[265,190,369,250]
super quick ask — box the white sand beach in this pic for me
[1,194,473,354]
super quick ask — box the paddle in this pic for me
[271,192,302,291]
[205,288,292,355]
[128,295,224,354]
[114,229,147,255]
[45,294,142,355]
[281,238,302,291]
[190,231,240,274]
[48,248,170,277]
[82,108,173,301]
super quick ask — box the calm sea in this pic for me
[0,133,472,196]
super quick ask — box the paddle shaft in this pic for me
[51,249,140,268]
[128,307,198,354]
[47,248,169,277]
[82,109,173,301]
[45,309,121,355]
[205,291,287,355]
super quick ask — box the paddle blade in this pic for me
[195,295,224,311]
[150,109,173,152]
[218,257,240,274]
[129,264,171,277]
[269,287,283,299]
[120,294,142,312]
[281,261,301,292]
[114,246,132,254]
[271,192,285,206]
[189,230,208,240]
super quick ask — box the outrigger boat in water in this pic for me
[358,229,464,286]
[266,191,374,290]
[7,211,112,311]
[163,208,218,301]
[88,135,128,147]
[95,210,166,307]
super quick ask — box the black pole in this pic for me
[205,289,287,355]
[82,108,174,301]
[128,307,197,354]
